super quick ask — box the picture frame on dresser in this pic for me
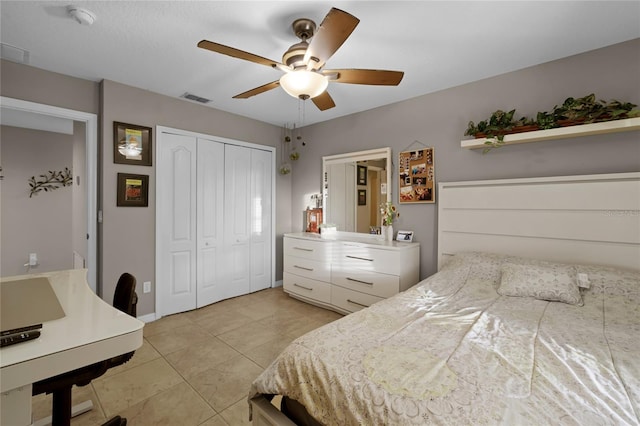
[396,230,414,242]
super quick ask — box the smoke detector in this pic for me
[67,5,96,25]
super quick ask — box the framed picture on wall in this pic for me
[398,148,435,204]
[117,173,149,207]
[358,189,367,206]
[113,122,152,166]
[357,165,368,185]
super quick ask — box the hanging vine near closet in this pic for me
[29,167,73,198]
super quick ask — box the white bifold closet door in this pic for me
[157,131,272,317]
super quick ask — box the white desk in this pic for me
[0,269,144,426]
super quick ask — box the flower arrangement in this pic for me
[380,201,399,226]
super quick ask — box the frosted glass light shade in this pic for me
[279,70,328,99]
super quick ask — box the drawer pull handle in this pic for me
[346,255,373,262]
[294,283,313,291]
[347,299,369,308]
[294,247,313,252]
[346,277,373,286]
[294,265,314,271]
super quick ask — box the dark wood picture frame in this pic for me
[358,189,367,206]
[357,165,367,185]
[113,122,152,166]
[117,173,149,207]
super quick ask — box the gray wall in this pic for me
[1,126,74,276]
[1,60,290,317]
[292,38,640,279]
[101,80,288,316]
[2,39,638,315]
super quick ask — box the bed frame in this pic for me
[437,172,640,272]
[250,171,640,425]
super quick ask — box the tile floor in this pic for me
[32,287,343,425]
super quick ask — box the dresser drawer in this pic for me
[283,272,331,304]
[331,285,384,313]
[332,269,399,298]
[284,257,330,282]
[336,243,401,275]
[284,237,329,261]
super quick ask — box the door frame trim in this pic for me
[1,96,98,293]
[155,126,276,318]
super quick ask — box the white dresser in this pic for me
[283,232,420,314]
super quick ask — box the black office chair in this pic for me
[33,273,138,426]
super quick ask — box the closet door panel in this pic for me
[196,139,225,307]
[157,132,197,316]
[250,148,272,292]
[223,144,251,298]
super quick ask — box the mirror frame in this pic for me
[322,147,392,231]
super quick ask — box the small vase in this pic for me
[382,225,393,241]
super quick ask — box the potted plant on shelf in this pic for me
[464,94,639,153]
[465,109,537,152]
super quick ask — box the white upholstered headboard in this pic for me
[437,172,640,271]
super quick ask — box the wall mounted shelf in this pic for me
[460,117,640,150]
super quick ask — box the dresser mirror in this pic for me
[322,147,392,233]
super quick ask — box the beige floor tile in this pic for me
[260,310,323,338]
[233,299,282,321]
[198,414,229,425]
[192,308,255,336]
[243,334,295,368]
[187,354,263,412]
[32,384,106,426]
[41,289,342,426]
[101,338,162,378]
[93,357,183,417]
[115,381,215,426]
[146,323,212,356]
[219,398,252,426]
[217,321,286,354]
[165,336,239,377]
[143,313,195,337]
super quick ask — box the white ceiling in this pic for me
[1,1,638,127]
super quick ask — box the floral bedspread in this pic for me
[249,252,640,425]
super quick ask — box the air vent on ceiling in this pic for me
[1,43,30,64]
[180,93,211,104]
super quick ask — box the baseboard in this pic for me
[273,280,283,288]
[137,312,157,323]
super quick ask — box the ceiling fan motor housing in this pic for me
[292,18,316,40]
[282,41,309,69]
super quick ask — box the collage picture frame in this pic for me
[398,147,435,204]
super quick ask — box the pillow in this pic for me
[498,261,583,306]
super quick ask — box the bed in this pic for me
[249,172,640,425]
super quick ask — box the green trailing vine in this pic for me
[465,94,639,153]
[29,167,73,198]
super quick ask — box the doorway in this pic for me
[0,96,98,292]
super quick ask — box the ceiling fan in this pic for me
[197,7,404,111]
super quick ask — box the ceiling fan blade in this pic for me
[198,40,281,68]
[304,8,359,69]
[324,69,404,86]
[233,81,281,99]
[312,91,336,111]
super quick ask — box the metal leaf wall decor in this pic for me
[29,167,73,198]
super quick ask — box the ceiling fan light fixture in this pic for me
[279,70,328,100]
